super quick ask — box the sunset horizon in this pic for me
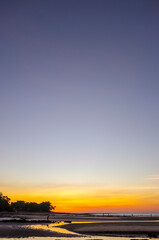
[2,178,159,213]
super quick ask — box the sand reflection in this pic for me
[27,222,80,235]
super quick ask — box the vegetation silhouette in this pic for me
[0,192,55,212]
[0,192,11,211]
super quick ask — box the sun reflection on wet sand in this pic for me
[27,222,80,235]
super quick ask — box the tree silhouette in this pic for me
[0,192,11,211]
[0,192,56,212]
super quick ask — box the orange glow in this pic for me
[2,183,159,213]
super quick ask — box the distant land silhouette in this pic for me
[0,192,55,212]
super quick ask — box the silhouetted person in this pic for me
[47,214,50,221]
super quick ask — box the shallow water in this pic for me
[26,222,80,235]
[92,213,159,217]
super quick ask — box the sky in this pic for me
[0,0,159,213]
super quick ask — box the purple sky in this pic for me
[1,0,159,209]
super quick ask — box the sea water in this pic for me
[91,213,159,217]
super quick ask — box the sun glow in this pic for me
[2,183,159,213]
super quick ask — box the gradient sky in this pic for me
[1,0,159,212]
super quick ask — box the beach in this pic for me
[0,212,159,238]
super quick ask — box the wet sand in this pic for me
[0,222,78,238]
[61,221,159,237]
